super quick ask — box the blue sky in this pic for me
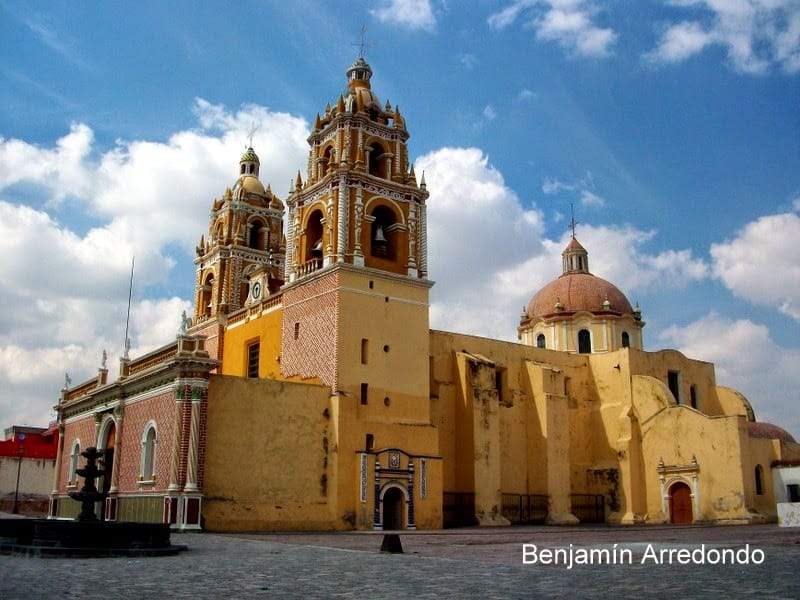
[1,0,799,435]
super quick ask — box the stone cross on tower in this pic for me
[569,202,578,238]
[352,24,372,58]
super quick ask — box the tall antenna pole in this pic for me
[123,256,134,359]
[569,202,578,238]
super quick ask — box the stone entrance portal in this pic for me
[669,482,693,524]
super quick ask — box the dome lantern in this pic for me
[239,146,260,178]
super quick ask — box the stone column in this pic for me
[407,461,416,529]
[324,193,335,267]
[418,202,428,277]
[406,203,418,277]
[51,423,65,495]
[168,390,184,492]
[184,388,202,492]
[373,461,382,529]
[337,177,347,263]
[353,187,364,267]
[109,406,124,493]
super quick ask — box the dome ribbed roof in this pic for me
[748,421,796,444]
[527,272,634,320]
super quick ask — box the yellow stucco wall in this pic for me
[221,304,283,380]
[203,375,339,531]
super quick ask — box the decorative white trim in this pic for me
[359,453,368,503]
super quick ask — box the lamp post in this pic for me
[12,432,26,514]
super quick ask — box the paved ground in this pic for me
[2,523,799,599]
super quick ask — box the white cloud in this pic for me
[0,123,94,203]
[516,88,538,101]
[660,312,800,437]
[711,209,800,320]
[483,104,498,120]
[580,189,606,207]
[0,100,309,429]
[647,1,800,74]
[542,173,607,209]
[418,147,708,340]
[370,0,437,31]
[488,0,617,58]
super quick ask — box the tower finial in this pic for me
[569,202,578,238]
[247,121,260,149]
[353,24,371,59]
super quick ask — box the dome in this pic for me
[748,421,796,444]
[240,146,260,164]
[350,86,382,113]
[235,175,265,196]
[527,272,634,320]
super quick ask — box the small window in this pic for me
[247,341,260,378]
[240,164,246,174]
[755,465,764,495]
[360,382,368,405]
[690,385,698,409]
[621,331,630,348]
[668,371,681,404]
[366,434,374,451]
[369,280,374,289]
[578,329,591,354]
[140,425,157,481]
[788,484,800,502]
[383,344,390,353]
[361,338,369,365]
[294,322,300,340]
[536,334,546,349]
[68,441,81,483]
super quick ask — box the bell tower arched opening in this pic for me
[304,209,324,266]
[200,273,214,318]
[367,143,388,179]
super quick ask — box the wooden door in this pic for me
[669,482,693,524]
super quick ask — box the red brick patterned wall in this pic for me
[59,416,96,493]
[116,390,177,493]
[281,271,339,387]
[195,321,222,365]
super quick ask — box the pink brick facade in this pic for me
[115,390,177,493]
[281,271,340,387]
[59,416,96,493]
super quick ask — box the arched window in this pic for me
[140,424,157,482]
[68,440,81,484]
[536,334,546,349]
[240,164,246,175]
[621,331,630,348]
[578,329,592,354]
[755,465,764,495]
[305,209,324,263]
[370,205,397,260]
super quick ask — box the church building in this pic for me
[49,57,799,531]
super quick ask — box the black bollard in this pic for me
[380,533,404,554]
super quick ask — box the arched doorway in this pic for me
[382,487,405,530]
[669,481,693,524]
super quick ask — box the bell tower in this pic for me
[280,56,432,398]
[284,56,429,282]
[192,146,285,352]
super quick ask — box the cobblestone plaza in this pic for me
[2,524,799,599]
